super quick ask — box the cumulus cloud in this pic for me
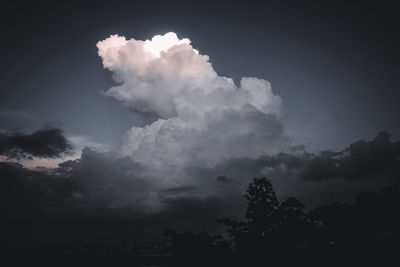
[97,32,289,167]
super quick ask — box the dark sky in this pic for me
[2,0,400,247]
[1,0,400,151]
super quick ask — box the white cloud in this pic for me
[97,32,291,168]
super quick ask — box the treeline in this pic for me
[164,177,400,266]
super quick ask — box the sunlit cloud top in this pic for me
[144,32,195,57]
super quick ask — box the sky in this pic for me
[1,0,400,151]
[1,0,400,246]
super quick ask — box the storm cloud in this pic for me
[1,128,399,246]
[0,128,72,160]
[0,152,243,246]
[301,131,400,181]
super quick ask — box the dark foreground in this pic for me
[2,178,400,266]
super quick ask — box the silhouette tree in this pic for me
[167,178,400,266]
[245,177,280,223]
[220,177,313,264]
[280,197,310,247]
[220,177,282,264]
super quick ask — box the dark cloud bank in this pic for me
[0,128,71,159]
[1,129,399,247]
